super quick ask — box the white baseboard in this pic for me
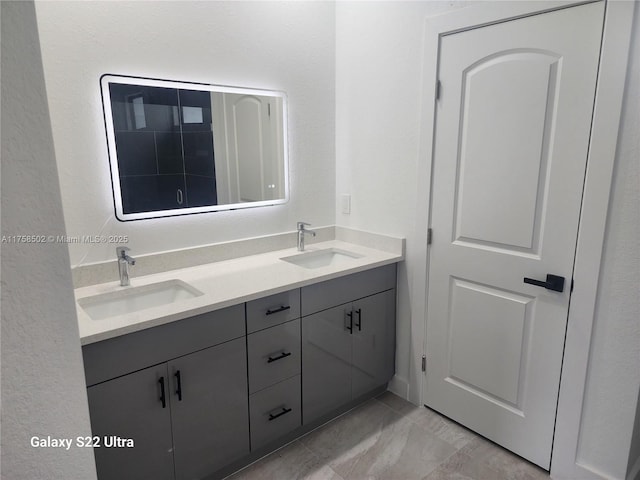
[388,375,410,400]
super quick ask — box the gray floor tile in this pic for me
[300,399,457,480]
[227,392,551,480]
[376,390,422,416]
[227,440,344,480]
[450,437,551,480]
[377,392,477,450]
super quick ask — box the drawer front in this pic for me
[301,264,397,316]
[248,319,301,394]
[83,304,245,386]
[249,375,301,451]
[247,289,300,333]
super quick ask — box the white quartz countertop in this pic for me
[75,240,403,345]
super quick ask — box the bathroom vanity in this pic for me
[77,238,402,480]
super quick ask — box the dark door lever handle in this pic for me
[523,274,565,292]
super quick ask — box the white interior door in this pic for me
[225,93,273,202]
[423,2,604,469]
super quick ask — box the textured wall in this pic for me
[577,7,640,478]
[0,2,97,478]
[35,0,336,266]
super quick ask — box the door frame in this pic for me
[411,1,635,478]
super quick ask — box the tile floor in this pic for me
[227,391,551,480]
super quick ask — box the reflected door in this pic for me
[423,2,603,468]
[223,94,280,202]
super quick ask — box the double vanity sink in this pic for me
[75,241,400,344]
[76,234,403,480]
[79,248,363,322]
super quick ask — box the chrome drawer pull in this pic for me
[267,351,292,363]
[268,407,292,421]
[265,305,291,316]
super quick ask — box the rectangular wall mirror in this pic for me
[100,75,289,221]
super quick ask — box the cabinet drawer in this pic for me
[83,304,245,386]
[248,319,300,394]
[246,289,300,333]
[249,375,301,451]
[301,264,397,316]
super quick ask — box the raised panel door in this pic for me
[424,2,604,468]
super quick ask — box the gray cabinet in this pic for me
[247,318,301,394]
[83,264,398,479]
[301,265,397,425]
[249,375,301,451]
[246,289,300,333]
[301,305,352,424]
[246,299,302,451]
[87,364,174,480]
[169,339,249,480]
[351,290,396,399]
[84,306,249,480]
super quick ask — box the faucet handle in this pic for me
[297,221,311,230]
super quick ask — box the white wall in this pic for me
[0,2,96,478]
[335,0,468,399]
[35,0,336,267]
[577,7,640,478]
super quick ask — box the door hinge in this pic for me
[427,228,433,245]
[421,355,426,372]
[436,80,441,101]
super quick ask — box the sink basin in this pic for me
[281,248,363,269]
[78,279,204,320]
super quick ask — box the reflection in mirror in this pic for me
[100,75,288,221]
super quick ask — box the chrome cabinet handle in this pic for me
[177,189,183,205]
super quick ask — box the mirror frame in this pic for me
[100,74,290,221]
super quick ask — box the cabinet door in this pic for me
[302,304,352,425]
[87,364,174,480]
[352,290,396,399]
[169,337,250,480]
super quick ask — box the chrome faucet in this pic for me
[116,246,136,286]
[297,222,316,251]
